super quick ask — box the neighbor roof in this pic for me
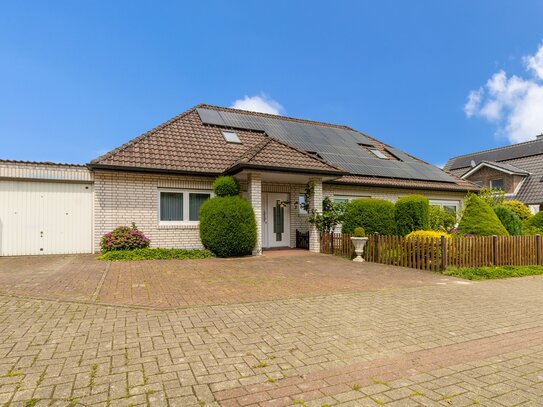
[91,104,476,192]
[445,137,543,171]
[445,138,543,204]
[461,161,530,178]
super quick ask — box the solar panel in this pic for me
[196,108,454,183]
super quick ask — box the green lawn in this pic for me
[444,265,543,280]
[98,248,214,261]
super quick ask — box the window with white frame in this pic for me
[159,190,212,224]
[334,196,370,204]
[429,199,460,215]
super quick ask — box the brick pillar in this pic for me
[309,177,323,253]
[247,173,262,256]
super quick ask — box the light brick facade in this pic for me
[93,169,467,253]
[247,173,262,255]
[93,170,215,251]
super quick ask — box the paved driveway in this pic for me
[0,253,542,406]
[0,251,456,308]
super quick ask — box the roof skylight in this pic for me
[221,130,241,144]
[369,148,388,159]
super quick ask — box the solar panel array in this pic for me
[197,108,454,183]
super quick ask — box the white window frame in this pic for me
[429,199,460,215]
[334,195,370,203]
[158,189,213,225]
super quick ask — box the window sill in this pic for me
[158,223,199,229]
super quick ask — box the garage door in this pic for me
[0,181,93,256]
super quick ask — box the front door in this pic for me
[262,193,290,248]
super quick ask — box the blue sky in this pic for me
[2,1,543,167]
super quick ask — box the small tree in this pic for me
[429,205,456,233]
[493,205,523,236]
[307,196,346,233]
[478,187,505,207]
[457,193,509,236]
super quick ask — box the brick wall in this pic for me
[93,170,215,251]
[94,169,468,252]
[464,166,522,194]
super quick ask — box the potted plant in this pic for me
[351,227,368,262]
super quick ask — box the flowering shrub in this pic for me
[100,223,150,252]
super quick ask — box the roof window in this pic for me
[222,130,241,144]
[369,148,388,159]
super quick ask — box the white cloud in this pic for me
[464,43,543,143]
[231,94,284,115]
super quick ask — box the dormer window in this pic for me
[222,130,241,144]
[369,148,388,159]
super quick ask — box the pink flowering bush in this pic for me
[100,223,150,252]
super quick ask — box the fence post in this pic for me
[492,235,498,266]
[374,233,379,262]
[537,235,541,265]
[441,235,447,271]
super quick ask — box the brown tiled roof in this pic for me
[91,107,341,175]
[328,173,480,192]
[91,104,474,192]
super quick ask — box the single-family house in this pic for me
[444,134,543,213]
[0,104,478,256]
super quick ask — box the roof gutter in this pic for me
[88,163,222,177]
[224,163,347,177]
[326,179,481,192]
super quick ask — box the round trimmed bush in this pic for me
[212,176,240,197]
[199,196,256,257]
[342,198,396,235]
[353,227,366,237]
[493,205,523,236]
[395,195,430,236]
[100,224,150,252]
[457,194,509,236]
[502,200,532,221]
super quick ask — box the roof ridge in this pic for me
[0,159,86,167]
[447,138,543,162]
[90,106,197,165]
[198,104,353,130]
[238,138,273,164]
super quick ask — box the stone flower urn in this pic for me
[351,236,368,262]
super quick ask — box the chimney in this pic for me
[537,133,543,140]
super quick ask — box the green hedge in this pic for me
[394,195,429,236]
[212,176,240,197]
[457,194,509,236]
[199,196,256,257]
[98,248,213,261]
[342,198,396,235]
[493,205,523,236]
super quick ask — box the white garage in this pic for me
[0,161,94,256]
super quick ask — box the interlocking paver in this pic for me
[0,253,543,405]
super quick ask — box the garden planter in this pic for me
[351,236,368,262]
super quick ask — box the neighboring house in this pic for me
[0,104,478,256]
[444,134,543,214]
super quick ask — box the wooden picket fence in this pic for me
[320,232,543,271]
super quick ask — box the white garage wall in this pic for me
[0,181,93,256]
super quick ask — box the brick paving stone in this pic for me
[0,254,542,405]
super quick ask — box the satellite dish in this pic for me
[471,160,476,168]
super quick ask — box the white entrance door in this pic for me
[262,193,290,248]
[0,181,93,256]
